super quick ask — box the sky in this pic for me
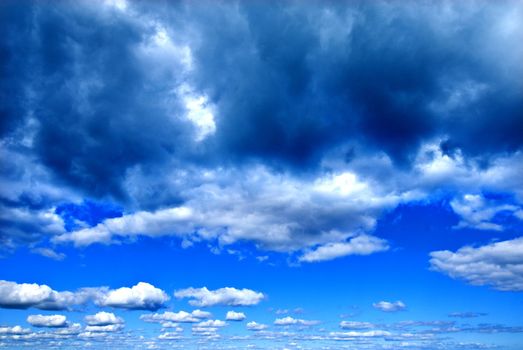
[1,0,523,349]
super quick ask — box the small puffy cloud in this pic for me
[158,331,183,340]
[141,310,211,324]
[96,282,169,310]
[274,316,319,326]
[0,326,31,335]
[226,311,246,321]
[430,237,523,291]
[27,314,67,328]
[340,321,375,329]
[373,301,406,312]
[85,324,124,333]
[299,234,389,263]
[85,312,123,326]
[247,321,268,331]
[174,287,264,307]
[197,319,227,328]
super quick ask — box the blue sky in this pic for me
[1,0,523,349]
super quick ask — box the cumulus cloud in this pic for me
[274,316,319,326]
[0,280,169,312]
[141,310,211,324]
[0,280,92,310]
[299,234,389,262]
[373,301,406,312]
[0,325,31,335]
[96,282,169,310]
[226,311,246,321]
[174,287,264,307]
[246,321,268,331]
[85,312,123,326]
[430,237,523,291]
[26,314,67,328]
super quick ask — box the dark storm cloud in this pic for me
[1,0,522,199]
[181,1,522,165]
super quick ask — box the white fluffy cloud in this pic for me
[85,312,123,326]
[96,282,169,310]
[0,280,92,310]
[246,321,268,331]
[274,316,319,326]
[226,311,246,321]
[174,287,264,307]
[0,326,31,335]
[430,237,523,291]
[26,314,67,328]
[0,280,168,312]
[373,301,406,312]
[141,310,211,323]
[299,234,389,262]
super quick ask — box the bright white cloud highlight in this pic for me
[430,237,523,291]
[174,287,264,307]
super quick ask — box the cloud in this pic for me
[246,321,268,331]
[30,248,66,261]
[141,310,211,324]
[197,319,227,328]
[26,314,67,328]
[174,287,264,307]
[1,0,523,262]
[448,312,487,318]
[329,330,392,338]
[430,237,523,291]
[339,321,375,330]
[274,316,319,326]
[85,312,123,326]
[0,280,169,312]
[373,301,406,312]
[450,194,520,231]
[84,324,124,333]
[0,326,31,335]
[96,282,169,310]
[226,311,246,321]
[299,234,389,262]
[0,280,92,310]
